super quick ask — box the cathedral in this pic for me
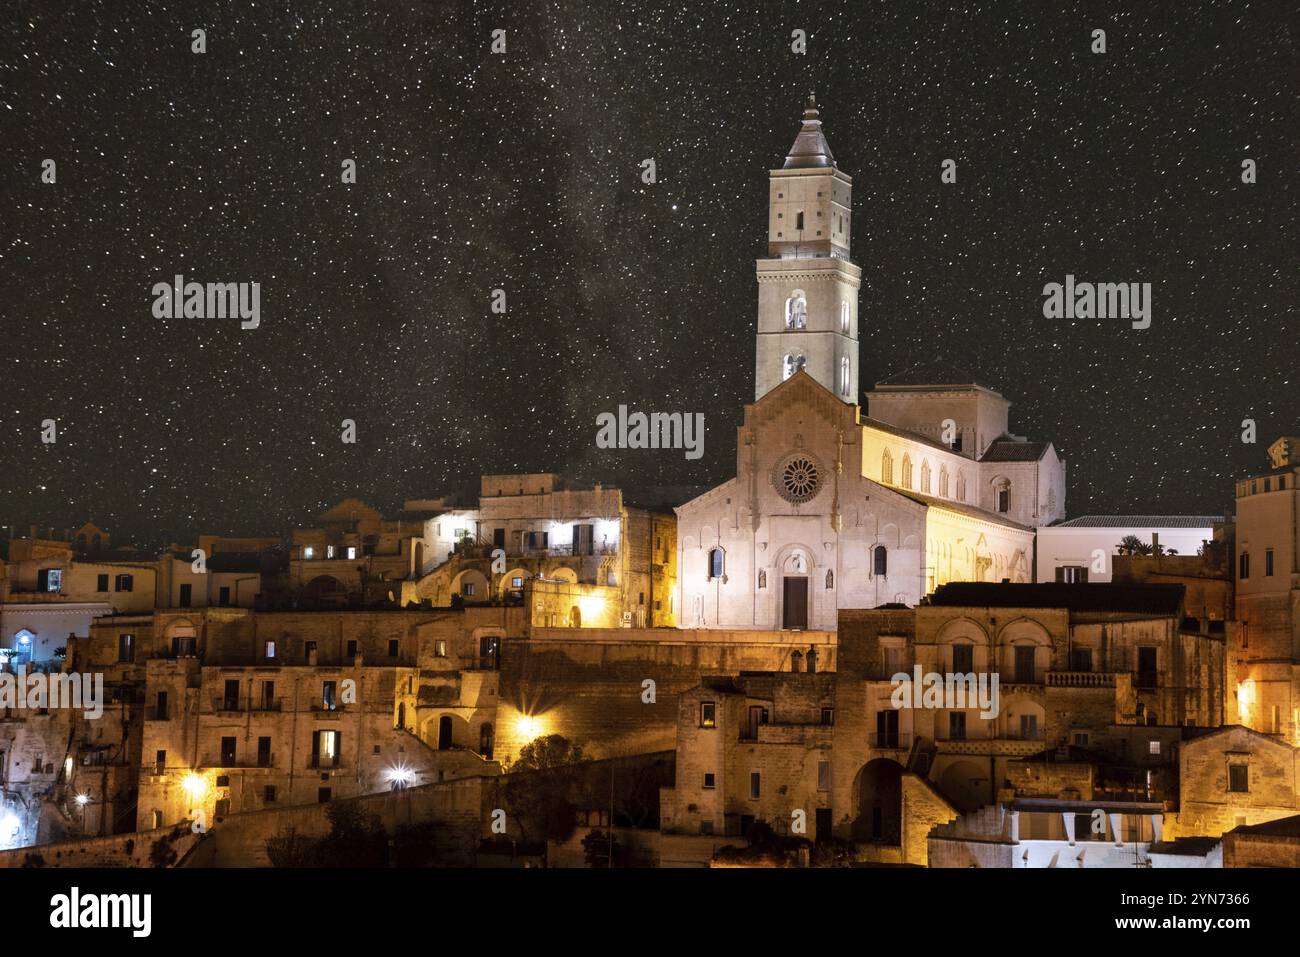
[676,97,1067,630]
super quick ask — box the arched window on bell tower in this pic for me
[785,292,808,330]
[783,354,806,381]
[839,357,850,396]
[840,301,850,334]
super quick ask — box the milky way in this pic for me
[1,0,1295,544]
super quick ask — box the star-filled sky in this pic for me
[1,0,1296,546]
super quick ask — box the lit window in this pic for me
[327,546,336,559]
[785,294,807,330]
[346,547,357,560]
[700,702,716,728]
[304,546,314,559]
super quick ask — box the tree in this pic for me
[501,734,585,846]
[1116,535,1153,557]
[510,734,584,771]
[582,829,629,868]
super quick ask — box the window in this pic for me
[1137,647,1157,688]
[921,461,931,494]
[346,639,358,658]
[1019,715,1038,740]
[527,531,549,549]
[318,788,332,803]
[997,487,1010,513]
[939,467,949,498]
[220,737,236,766]
[956,472,967,501]
[117,633,135,663]
[260,681,275,710]
[388,639,399,656]
[952,644,974,674]
[783,353,806,380]
[464,582,476,596]
[1057,565,1089,583]
[322,681,338,711]
[346,547,357,560]
[901,455,913,489]
[1149,740,1161,755]
[115,573,134,592]
[785,293,807,330]
[795,210,804,230]
[304,546,314,559]
[840,357,850,396]
[223,679,240,711]
[178,583,192,607]
[1228,764,1249,793]
[1266,548,1275,576]
[264,786,277,804]
[435,640,447,658]
[708,548,724,580]
[155,691,168,720]
[96,573,109,592]
[1239,551,1249,580]
[818,761,831,790]
[1069,648,1093,672]
[511,576,523,588]
[749,772,761,799]
[873,545,888,577]
[1014,646,1036,683]
[218,586,231,606]
[948,712,967,741]
[882,644,901,676]
[264,640,276,659]
[257,736,272,767]
[1072,731,1090,748]
[881,450,893,483]
[313,730,341,768]
[703,772,715,789]
[327,546,336,559]
[821,707,835,726]
[154,750,166,775]
[152,810,163,828]
[700,820,714,835]
[38,568,62,592]
[700,702,716,728]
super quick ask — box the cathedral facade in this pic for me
[676,98,1066,630]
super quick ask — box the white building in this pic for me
[675,97,1066,630]
[1036,515,1223,583]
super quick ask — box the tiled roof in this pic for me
[1054,515,1224,528]
[980,439,1051,463]
[873,362,1000,392]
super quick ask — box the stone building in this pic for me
[1232,436,1300,738]
[827,582,1223,860]
[676,100,1063,632]
[1036,515,1224,583]
[1175,724,1300,838]
[410,474,677,629]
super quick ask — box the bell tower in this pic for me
[754,95,861,403]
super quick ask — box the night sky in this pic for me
[2,0,1296,546]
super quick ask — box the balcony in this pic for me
[211,698,243,714]
[1047,671,1116,688]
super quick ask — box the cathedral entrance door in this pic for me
[782,576,809,629]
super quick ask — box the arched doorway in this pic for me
[937,759,988,812]
[438,715,453,750]
[569,606,581,628]
[853,759,903,843]
[396,702,406,730]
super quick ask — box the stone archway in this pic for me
[937,759,988,813]
[852,758,903,843]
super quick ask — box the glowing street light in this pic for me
[182,773,207,801]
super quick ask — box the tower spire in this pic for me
[784,93,835,169]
